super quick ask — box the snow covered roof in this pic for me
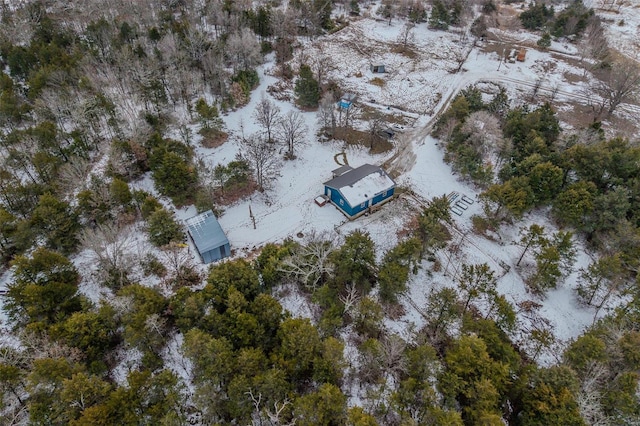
[341,93,357,102]
[185,210,229,254]
[324,164,395,207]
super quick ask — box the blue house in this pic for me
[185,210,231,264]
[323,164,396,219]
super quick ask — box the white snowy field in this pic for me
[297,17,594,120]
[585,0,640,61]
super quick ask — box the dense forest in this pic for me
[1,0,639,425]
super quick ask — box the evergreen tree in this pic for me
[0,207,18,262]
[294,64,320,108]
[195,97,223,131]
[378,260,409,304]
[30,193,80,254]
[575,254,624,308]
[537,32,552,49]
[528,231,575,295]
[4,248,83,329]
[517,224,546,266]
[275,318,322,386]
[520,3,555,30]
[483,176,535,219]
[74,370,186,424]
[109,178,132,207]
[552,181,597,228]
[353,297,384,339]
[424,287,461,342]
[417,204,451,256]
[528,161,563,204]
[440,335,509,424]
[117,284,169,368]
[293,383,347,426]
[146,208,183,247]
[26,357,84,424]
[429,0,450,30]
[519,366,584,426]
[52,306,118,372]
[151,151,197,206]
[312,0,334,30]
[458,263,498,313]
[205,258,262,304]
[330,230,376,294]
[564,334,607,373]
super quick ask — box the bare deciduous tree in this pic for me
[245,389,296,426]
[144,313,168,339]
[270,7,299,40]
[367,110,385,150]
[81,223,136,284]
[253,93,282,143]
[317,91,337,137]
[279,232,335,290]
[461,110,505,166]
[279,110,308,158]
[309,44,336,89]
[591,57,640,118]
[239,133,280,192]
[576,361,609,426]
[58,157,92,195]
[600,0,622,12]
[397,22,415,51]
[337,102,358,129]
[203,48,229,97]
[225,28,262,73]
[181,27,210,65]
[160,242,201,289]
[339,282,361,314]
[381,334,407,380]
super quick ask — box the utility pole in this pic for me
[249,204,256,229]
[497,47,505,71]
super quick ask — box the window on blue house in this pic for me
[339,199,344,206]
[383,191,387,197]
[360,202,365,208]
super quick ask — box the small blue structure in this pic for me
[338,93,357,109]
[185,210,230,264]
[323,164,396,220]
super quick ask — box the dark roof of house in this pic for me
[324,163,393,189]
[186,210,229,254]
[331,165,354,176]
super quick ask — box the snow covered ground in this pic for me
[586,0,640,60]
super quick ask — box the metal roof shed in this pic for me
[186,210,230,264]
